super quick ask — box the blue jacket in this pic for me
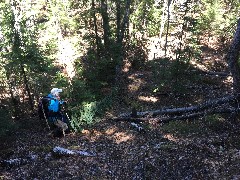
[47,94,64,112]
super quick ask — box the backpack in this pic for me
[38,96,53,120]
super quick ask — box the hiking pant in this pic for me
[54,120,68,131]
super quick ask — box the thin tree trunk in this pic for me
[116,1,121,43]
[164,0,172,56]
[20,59,34,111]
[177,0,190,60]
[159,0,168,42]
[118,0,131,44]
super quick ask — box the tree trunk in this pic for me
[176,0,190,60]
[20,59,34,112]
[227,19,240,95]
[115,0,131,88]
[92,0,100,58]
[118,0,131,44]
[101,0,110,55]
[116,1,121,44]
[159,0,168,42]
[164,0,172,56]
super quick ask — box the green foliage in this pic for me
[130,0,162,36]
[149,58,195,94]
[79,49,117,98]
[195,0,239,38]
[69,94,112,132]
[69,79,95,105]
[70,102,97,132]
[0,1,62,100]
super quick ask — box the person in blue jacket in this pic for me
[47,88,69,133]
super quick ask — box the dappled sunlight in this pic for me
[190,60,208,72]
[138,95,158,103]
[80,125,135,145]
[127,73,146,92]
[128,84,140,92]
[113,132,134,144]
[223,76,233,85]
[87,129,103,142]
[163,133,180,142]
[105,126,118,135]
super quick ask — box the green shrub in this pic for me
[69,94,112,132]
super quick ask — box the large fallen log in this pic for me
[117,94,240,118]
[114,107,238,123]
[112,94,240,123]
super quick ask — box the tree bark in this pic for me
[92,0,100,58]
[164,0,172,56]
[115,0,132,88]
[227,19,240,95]
[20,59,34,112]
[101,0,110,55]
[159,0,168,41]
[116,1,121,44]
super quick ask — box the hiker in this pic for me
[47,88,70,133]
[38,88,70,137]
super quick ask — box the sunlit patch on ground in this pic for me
[89,130,103,142]
[138,95,158,103]
[190,60,209,72]
[105,127,118,135]
[223,76,233,85]
[113,132,133,144]
[128,73,146,92]
[163,133,179,142]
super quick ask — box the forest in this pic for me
[0,0,240,179]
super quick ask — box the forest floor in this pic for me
[1,41,240,179]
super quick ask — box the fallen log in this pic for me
[52,146,96,157]
[1,154,38,169]
[114,107,239,123]
[117,94,240,119]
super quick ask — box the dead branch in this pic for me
[52,146,96,157]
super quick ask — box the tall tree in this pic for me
[101,0,111,56]
[91,0,100,58]
[227,19,240,95]
[164,0,173,56]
